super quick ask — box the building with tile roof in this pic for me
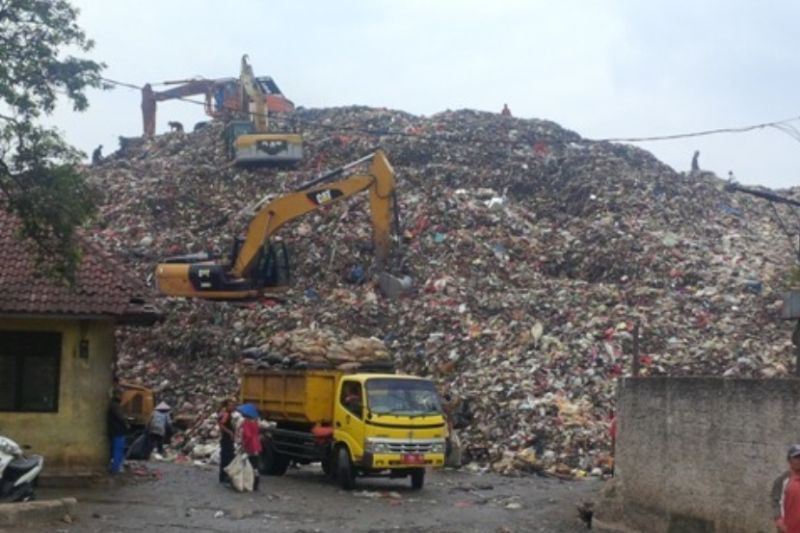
[0,209,159,476]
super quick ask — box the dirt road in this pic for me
[31,463,598,532]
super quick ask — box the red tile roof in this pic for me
[0,209,159,323]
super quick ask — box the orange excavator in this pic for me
[141,65,294,136]
[155,150,396,300]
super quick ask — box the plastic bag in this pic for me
[125,432,151,461]
[445,429,463,468]
[224,453,254,492]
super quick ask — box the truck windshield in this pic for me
[365,379,442,416]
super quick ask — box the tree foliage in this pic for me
[0,0,105,281]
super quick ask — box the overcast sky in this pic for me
[47,0,800,189]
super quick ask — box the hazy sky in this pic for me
[47,0,800,189]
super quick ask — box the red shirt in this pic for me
[784,474,800,533]
[241,420,262,455]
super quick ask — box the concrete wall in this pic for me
[613,377,800,533]
[0,318,115,476]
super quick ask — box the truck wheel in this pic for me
[336,447,356,490]
[261,445,290,476]
[410,468,425,490]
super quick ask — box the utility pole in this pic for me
[632,322,641,377]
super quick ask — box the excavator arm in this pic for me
[239,55,268,133]
[140,58,295,136]
[154,79,216,101]
[155,150,396,300]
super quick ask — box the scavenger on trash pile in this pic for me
[87,106,799,477]
[92,144,103,165]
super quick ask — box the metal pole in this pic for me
[795,320,800,377]
[632,322,641,377]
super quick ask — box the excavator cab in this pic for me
[255,241,291,287]
[157,241,291,300]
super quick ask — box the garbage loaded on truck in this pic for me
[241,368,447,490]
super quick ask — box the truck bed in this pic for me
[241,369,341,425]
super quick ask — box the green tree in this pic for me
[0,0,105,281]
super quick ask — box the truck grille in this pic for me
[386,442,433,453]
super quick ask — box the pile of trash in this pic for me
[241,328,393,371]
[89,106,799,476]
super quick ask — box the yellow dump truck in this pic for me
[241,369,447,490]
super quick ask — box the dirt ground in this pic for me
[23,462,599,532]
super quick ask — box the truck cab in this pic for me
[333,374,446,489]
[241,369,446,490]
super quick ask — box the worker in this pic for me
[501,103,512,117]
[107,388,129,474]
[690,150,700,175]
[147,402,173,457]
[772,444,800,533]
[238,404,262,491]
[92,144,103,165]
[214,86,225,113]
[441,392,462,467]
[217,399,236,483]
[343,383,362,414]
[141,83,156,138]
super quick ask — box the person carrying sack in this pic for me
[232,403,262,491]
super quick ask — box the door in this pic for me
[334,379,366,461]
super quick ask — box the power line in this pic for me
[100,77,141,91]
[595,115,800,143]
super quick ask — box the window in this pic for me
[0,331,61,412]
[340,380,363,418]
[366,379,442,416]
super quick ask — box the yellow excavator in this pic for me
[155,150,395,300]
[224,55,303,165]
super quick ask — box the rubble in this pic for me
[87,106,800,476]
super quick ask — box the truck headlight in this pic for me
[365,439,390,453]
[430,441,445,454]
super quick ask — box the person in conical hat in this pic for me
[148,401,173,456]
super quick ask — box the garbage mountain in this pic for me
[87,107,799,474]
